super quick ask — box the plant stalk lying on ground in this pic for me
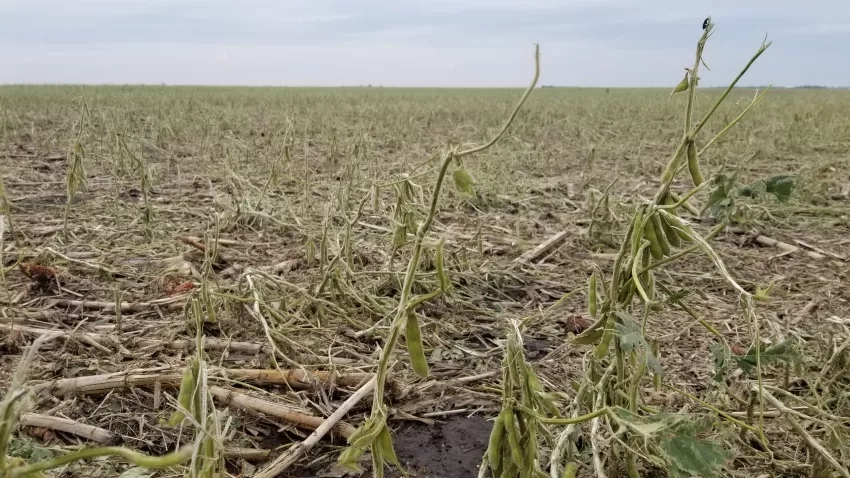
[0,335,192,477]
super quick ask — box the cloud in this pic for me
[0,0,847,86]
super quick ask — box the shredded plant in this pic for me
[0,16,848,478]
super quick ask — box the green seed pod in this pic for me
[661,211,696,244]
[686,140,703,186]
[487,412,506,471]
[452,168,476,196]
[651,212,672,256]
[435,239,450,292]
[588,272,598,318]
[644,269,656,302]
[670,72,689,97]
[377,425,402,468]
[349,415,384,448]
[662,195,693,242]
[594,318,615,359]
[503,407,525,469]
[500,460,519,478]
[392,223,406,248]
[571,314,607,345]
[405,310,429,378]
[168,362,197,426]
[642,214,664,260]
[659,214,681,248]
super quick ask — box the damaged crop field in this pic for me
[2,26,849,478]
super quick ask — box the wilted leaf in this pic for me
[709,342,731,382]
[734,339,800,372]
[738,179,767,199]
[763,175,797,202]
[738,174,796,204]
[615,315,642,352]
[658,420,730,478]
[614,311,663,374]
[705,173,739,220]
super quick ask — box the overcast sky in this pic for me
[0,1,847,87]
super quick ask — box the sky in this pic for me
[0,0,847,87]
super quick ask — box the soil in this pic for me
[292,416,492,478]
[383,416,492,478]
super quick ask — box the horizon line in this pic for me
[1,83,847,89]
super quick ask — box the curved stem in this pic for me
[10,446,192,477]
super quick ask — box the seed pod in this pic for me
[452,168,476,196]
[670,72,689,97]
[661,211,696,245]
[571,314,607,345]
[392,223,406,248]
[642,214,664,260]
[659,214,681,248]
[405,310,429,377]
[500,460,519,478]
[588,272,598,318]
[651,212,672,256]
[594,318,615,359]
[487,412,506,471]
[644,269,656,302]
[503,407,525,469]
[435,239,450,292]
[377,426,402,468]
[662,195,693,242]
[168,361,197,426]
[686,140,703,186]
[349,416,384,448]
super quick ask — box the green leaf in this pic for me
[614,311,663,374]
[763,175,797,202]
[705,173,739,220]
[738,179,767,199]
[614,315,642,352]
[658,420,730,478]
[738,175,797,203]
[709,342,731,383]
[734,339,800,372]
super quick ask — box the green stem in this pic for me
[698,87,771,156]
[370,45,541,408]
[514,404,611,425]
[692,39,772,137]
[10,446,193,477]
[663,384,759,433]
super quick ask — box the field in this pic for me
[1,74,849,477]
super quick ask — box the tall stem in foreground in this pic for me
[339,45,540,476]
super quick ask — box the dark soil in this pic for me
[379,416,493,478]
[293,416,493,478]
